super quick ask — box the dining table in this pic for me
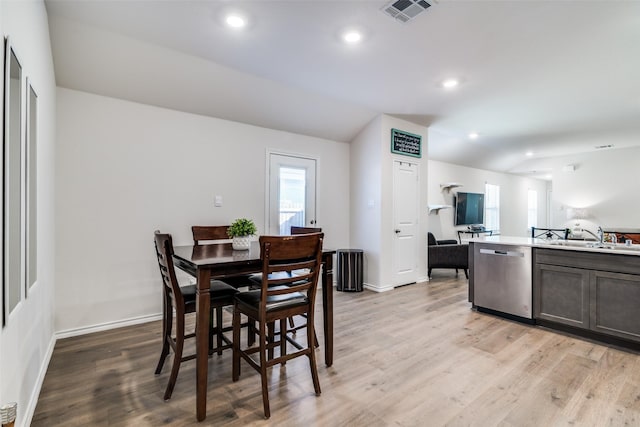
[172,240,336,422]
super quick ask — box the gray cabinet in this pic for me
[590,271,640,341]
[534,263,589,328]
[534,248,640,343]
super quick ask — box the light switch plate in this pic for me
[214,195,223,207]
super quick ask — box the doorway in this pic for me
[392,160,419,286]
[267,153,317,235]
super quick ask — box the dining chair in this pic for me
[232,233,324,419]
[191,225,253,288]
[290,226,322,235]
[153,230,238,400]
[286,226,322,342]
[249,226,322,344]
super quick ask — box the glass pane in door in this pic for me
[268,153,316,235]
[279,167,306,235]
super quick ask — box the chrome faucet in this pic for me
[581,227,604,247]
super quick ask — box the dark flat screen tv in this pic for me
[455,192,485,226]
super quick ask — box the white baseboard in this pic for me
[56,313,163,340]
[21,334,56,427]
[363,283,395,293]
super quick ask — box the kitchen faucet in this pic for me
[581,226,604,247]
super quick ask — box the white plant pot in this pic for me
[232,236,251,251]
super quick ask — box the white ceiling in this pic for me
[44,0,640,177]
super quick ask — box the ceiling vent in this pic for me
[381,0,435,24]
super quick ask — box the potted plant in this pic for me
[228,218,257,250]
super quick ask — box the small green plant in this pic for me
[228,218,257,237]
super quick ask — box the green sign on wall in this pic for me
[391,128,422,158]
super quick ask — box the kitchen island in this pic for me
[469,235,640,349]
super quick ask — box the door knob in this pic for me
[395,229,401,234]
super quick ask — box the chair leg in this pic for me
[428,268,432,278]
[248,318,256,346]
[280,318,287,365]
[215,306,224,355]
[259,320,271,419]
[464,269,469,279]
[267,322,275,360]
[455,268,459,276]
[208,308,215,354]
[155,293,171,374]
[164,311,185,400]
[307,315,321,396]
[288,316,295,332]
[232,306,241,382]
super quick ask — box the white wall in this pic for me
[427,160,549,241]
[0,1,57,426]
[350,115,382,288]
[350,114,428,291]
[55,88,350,333]
[546,146,640,233]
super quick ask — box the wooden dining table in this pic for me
[172,241,336,422]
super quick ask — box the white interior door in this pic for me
[268,153,317,235]
[392,160,419,285]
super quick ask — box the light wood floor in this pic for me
[32,272,640,426]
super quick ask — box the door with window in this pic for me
[267,153,317,235]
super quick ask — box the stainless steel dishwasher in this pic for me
[472,243,532,320]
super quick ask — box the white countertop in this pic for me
[467,235,640,256]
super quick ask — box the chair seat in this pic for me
[181,280,238,302]
[248,271,292,285]
[235,286,307,312]
[437,239,458,245]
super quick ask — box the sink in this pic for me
[541,239,640,252]
[543,240,591,247]
[609,244,640,252]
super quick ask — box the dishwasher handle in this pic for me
[479,248,525,257]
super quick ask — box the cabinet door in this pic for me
[534,264,590,329]
[590,271,640,341]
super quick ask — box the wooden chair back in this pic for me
[291,226,322,235]
[154,231,185,309]
[192,225,231,245]
[258,233,323,311]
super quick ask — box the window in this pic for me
[278,166,307,234]
[527,189,538,231]
[484,183,500,232]
[268,153,316,235]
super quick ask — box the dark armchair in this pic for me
[428,232,469,279]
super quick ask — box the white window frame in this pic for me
[527,189,538,232]
[484,183,500,233]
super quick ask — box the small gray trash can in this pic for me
[336,249,363,292]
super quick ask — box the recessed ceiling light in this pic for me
[442,78,459,89]
[526,151,534,157]
[225,14,246,28]
[342,30,362,44]
[468,132,479,140]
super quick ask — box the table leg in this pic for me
[196,268,211,421]
[322,253,334,367]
